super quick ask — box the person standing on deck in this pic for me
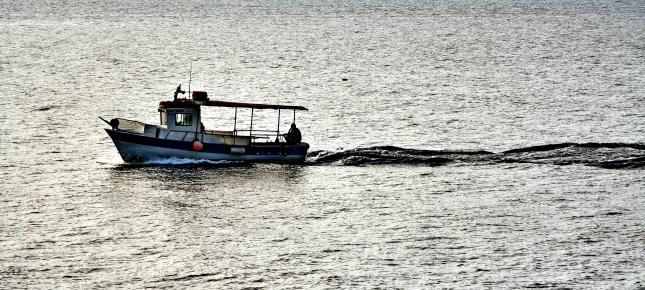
[174,84,185,100]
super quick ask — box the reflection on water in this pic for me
[101,164,312,278]
[110,163,306,191]
[105,164,308,228]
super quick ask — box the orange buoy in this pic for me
[192,140,204,151]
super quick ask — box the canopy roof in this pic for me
[159,98,308,111]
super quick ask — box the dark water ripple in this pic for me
[308,142,645,168]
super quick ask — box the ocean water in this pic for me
[1,0,644,288]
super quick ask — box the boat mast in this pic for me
[188,61,193,99]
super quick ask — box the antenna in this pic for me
[188,60,193,99]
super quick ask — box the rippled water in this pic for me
[1,0,644,288]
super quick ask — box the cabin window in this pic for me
[160,112,167,125]
[175,113,193,126]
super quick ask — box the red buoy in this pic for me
[192,141,204,151]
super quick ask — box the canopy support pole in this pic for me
[250,108,254,138]
[233,107,238,136]
[293,110,296,124]
[277,109,281,139]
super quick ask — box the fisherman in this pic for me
[174,84,185,100]
[284,123,302,145]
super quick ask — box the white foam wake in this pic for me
[141,157,242,165]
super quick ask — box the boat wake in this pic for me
[115,157,245,168]
[142,157,231,165]
[307,142,645,169]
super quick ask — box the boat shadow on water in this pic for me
[109,161,307,193]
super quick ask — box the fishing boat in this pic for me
[101,89,309,163]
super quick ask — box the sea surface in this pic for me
[1,0,644,289]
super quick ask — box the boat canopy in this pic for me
[159,98,308,111]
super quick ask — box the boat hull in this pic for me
[105,129,309,163]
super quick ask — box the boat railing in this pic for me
[121,124,284,146]
[234,129,284,143]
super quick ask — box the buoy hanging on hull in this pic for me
[192,140,204,151]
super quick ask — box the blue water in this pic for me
[1,0,643,288]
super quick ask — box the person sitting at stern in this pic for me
[284,123,302,145]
